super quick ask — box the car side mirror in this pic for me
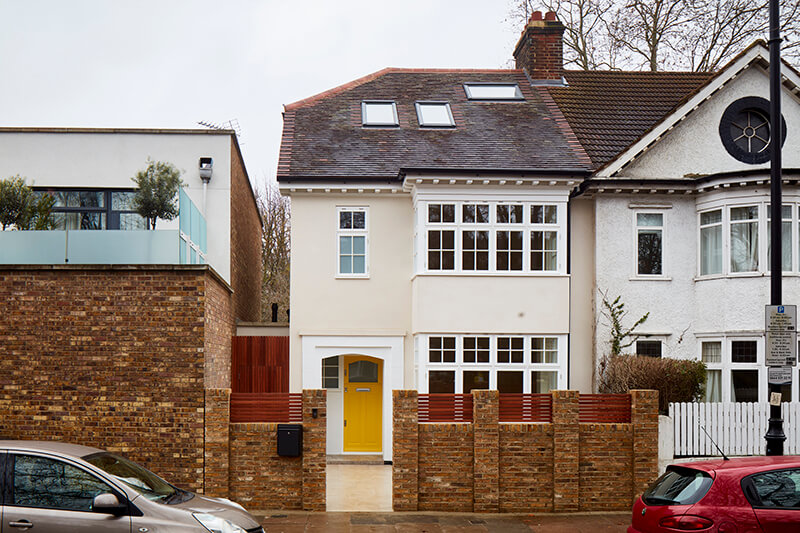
[92,493,127,515]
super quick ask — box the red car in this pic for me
[629,456,800,532]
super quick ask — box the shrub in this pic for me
[0,176,54,230]
[131,160,184,230]
[598,354,706,414]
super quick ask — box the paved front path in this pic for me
[257,511,631,532]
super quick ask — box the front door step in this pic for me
[327,454,384,465]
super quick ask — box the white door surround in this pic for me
[301,335,404,462]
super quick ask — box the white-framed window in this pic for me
[322,356,340,389]
[337,207,368,277]
[699,337,765,403]
[418,199,566,275]
[463,83,524,101]
[362,101,398,126]
[697,200,800,278]
[419,333,566,393]
[415,101,455,127]
[635,212,664,276]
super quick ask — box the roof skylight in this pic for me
[464,84,524,101]
[415,102,455,127]
[362,101,398,126]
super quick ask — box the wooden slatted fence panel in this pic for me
[418,394,473,422]
[231,336,289,393]
[578,394,631,423]
[668,402,800,456]
[230,392,302,423]
[498,393,552,422]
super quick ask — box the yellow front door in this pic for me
[343,356,382,452]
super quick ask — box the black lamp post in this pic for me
[765,0,786,456]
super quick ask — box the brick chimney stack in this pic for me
[513,11,565,80]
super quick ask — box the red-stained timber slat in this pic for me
[499,393,552,422]
[229,392,302,423]
[579,394,631,423]
[231,336,289,393]
[418,394,473,422]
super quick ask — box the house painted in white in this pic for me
[588,43,800,404]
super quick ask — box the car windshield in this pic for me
[643,466,713,506]
[83,452,182,502]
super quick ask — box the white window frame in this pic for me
[416,197,567,275]
[697,198,800,279]
[633,211,666,278]
[336,206,369,278]
[418,333,567,393]
[415,101,455,127]
[698,336,767,403]
[361,101,399,126]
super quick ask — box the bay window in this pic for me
[700,338,764,403]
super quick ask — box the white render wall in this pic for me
[0,130,233,281]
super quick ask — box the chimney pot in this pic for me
[544,11,557,21]
[531,11,543,21]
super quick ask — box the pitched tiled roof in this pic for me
[277,69,592,181]
[549,71,714,169]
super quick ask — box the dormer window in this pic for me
[464,84,523,101]
[361,101,398,126]
[415,102,455,127]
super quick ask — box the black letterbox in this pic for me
[277,423,303,457]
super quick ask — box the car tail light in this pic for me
[659,515,714,530]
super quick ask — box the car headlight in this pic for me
[193,513,247,533]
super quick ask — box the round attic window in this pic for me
[719,96,786,165]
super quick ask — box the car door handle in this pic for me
[9,519,34,529]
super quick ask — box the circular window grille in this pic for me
[719,97,786,164]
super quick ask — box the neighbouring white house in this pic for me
[584,42,800,405]
[277,10,800,461]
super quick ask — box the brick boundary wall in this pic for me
[209,388,326,511]
[393,389,659,513]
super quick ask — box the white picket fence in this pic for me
[669,402,800,456]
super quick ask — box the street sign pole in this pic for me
[765,0,786,456]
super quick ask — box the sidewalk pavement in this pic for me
[256,511,631,532]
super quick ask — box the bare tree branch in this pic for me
[257,181,290,322]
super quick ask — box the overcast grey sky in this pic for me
[0,0,519,189]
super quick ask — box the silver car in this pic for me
[0,440,264,533]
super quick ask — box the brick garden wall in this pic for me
[393,389,658,513]
[0,265,230,492]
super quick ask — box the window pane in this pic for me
[497,204,523,223]
[731,220,758,272]
[636,341,662,358]
[532,371,558,393]
[638,230,662,275]
[352,211,366,229]
[429,371,455,393]
[363,102,397,125]
[352,255,366,273]
[352,236,365,255]
[417,103,454,126]
[463,336,490,363]
[497,336,524,363]
[701,210,722,225]
[463,371,490,393]
[119,213,147,230]
[340,236,352,254]
[705,370,721,402]
[731,206,758,221]
[731,341,757,363]
[767,220,792,272]
[532,337,558,363]
[13,455,112,511]
[322,357,339,389]
[340,255,352,274]
[339,211,353,229]
[750,470,800,508]
[348,360,379,383]
[497,371,523,393]
[701,342,721,363]
[111,191,136,210]
[428,205,441,223]
[731,370,759,402]
[701,225,722,275]
[51,212,105,230]
[532,205,557,224]
[464,84,522,100]
[637,213,663,226]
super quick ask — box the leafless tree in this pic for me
[258,181,290,323]
[508,0,800,71]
